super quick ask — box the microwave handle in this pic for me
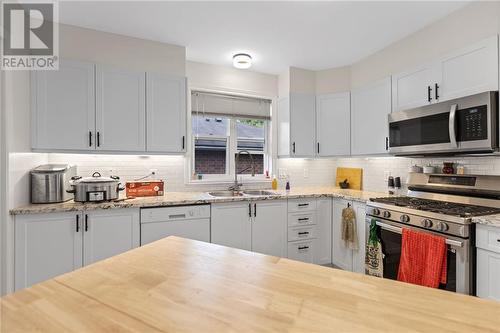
[374,220,463,247]
[449,104,458,148]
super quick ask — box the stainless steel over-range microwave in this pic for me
[388,91,498,156]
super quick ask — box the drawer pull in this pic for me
[298,246,309,250]
[298,232,309,236]
[298,203,309,207]
[298,218,309,222]
[168,214,186,219]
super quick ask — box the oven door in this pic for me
[388,91,496,156]
[365,217,472,295]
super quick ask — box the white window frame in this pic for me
[190,115,271,183]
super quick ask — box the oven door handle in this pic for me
[449,104,458,148]
[375,221,463,247]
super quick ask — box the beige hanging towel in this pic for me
[341,205,358,250]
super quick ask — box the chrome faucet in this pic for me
[228,150,255,192]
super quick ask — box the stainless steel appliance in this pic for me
[366,173,500,295]
[30,164,76,203]
[388,91,498,156]
[68,172,124,202]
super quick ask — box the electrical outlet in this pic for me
[303,168,309,178]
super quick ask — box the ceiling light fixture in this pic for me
[233,53,252,69]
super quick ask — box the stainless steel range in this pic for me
[366,173,500,295]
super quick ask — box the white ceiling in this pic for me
[59,1,469,74]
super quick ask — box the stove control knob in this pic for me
[400,214,410,223]
[421,219,433,228]
[437,222,449,232]
[383,211,391,218]
[372,208,380,216]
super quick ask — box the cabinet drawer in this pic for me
[288,225,316,242]
[288,199,317,212]
[477,224,500,254]
[288,212,315,227]
[287,240,315,263]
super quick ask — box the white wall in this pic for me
[60,24,185,76]
[187,61,277,97]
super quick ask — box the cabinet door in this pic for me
[438,36,498,102]
[352,202,366,274]
[316,92,350,156]
[332,199,353,270]
[32,59,95,150]
[477,248,500,301]
[392,63,436,112]
[252,200,287,257]
[96,65,146,152]
[290,92,315,157]
[351,77,392,155]
[83,209,140,266]
[314,198,332,265]
[15,212,83,290]
[277,97,290,157]
[211,202,252,251]
[146,73,187,153]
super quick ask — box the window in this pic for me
[191,92,271,181]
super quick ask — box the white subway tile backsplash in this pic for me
[45,153,500,194]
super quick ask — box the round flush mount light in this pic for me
[233,53,252,69]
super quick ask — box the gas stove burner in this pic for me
[370,196,500,218]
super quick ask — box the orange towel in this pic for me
[397,228,447,288]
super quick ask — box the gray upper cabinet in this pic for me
[277,97,291,157]
[31,59,188,154]
[146,73,187,153]
[437,35,498,102]
[392,35,498,112]
[290,92,316,157]
[316,92,350,157]
[32,59,96,151]
[351,77,392,156]
[96,65,146,152]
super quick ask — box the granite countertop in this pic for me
[10,186,388,215]
[472,214,500,227]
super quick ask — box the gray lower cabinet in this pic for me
[14,208,139,290]
[332,198,366,273]
[476,224,500,301]
[211,200,287,257]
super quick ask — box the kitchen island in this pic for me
[2,237,500,332]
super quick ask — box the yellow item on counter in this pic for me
[271,176,278,190]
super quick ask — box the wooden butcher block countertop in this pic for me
[2,237,500,332]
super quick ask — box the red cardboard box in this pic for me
[126,180,164,197]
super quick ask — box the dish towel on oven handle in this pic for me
[341,206,358,250]
[365,219,384,277]
[397,228,447,288]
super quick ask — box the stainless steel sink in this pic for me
[208,191,244,197]
[242,190,276,196]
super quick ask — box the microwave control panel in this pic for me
[457,105,488,141]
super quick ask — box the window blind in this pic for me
[191,91,271,120]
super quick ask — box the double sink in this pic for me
[208,190,277,198]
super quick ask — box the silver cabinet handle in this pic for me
[449,104,458,148]
[374,220,463,247]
